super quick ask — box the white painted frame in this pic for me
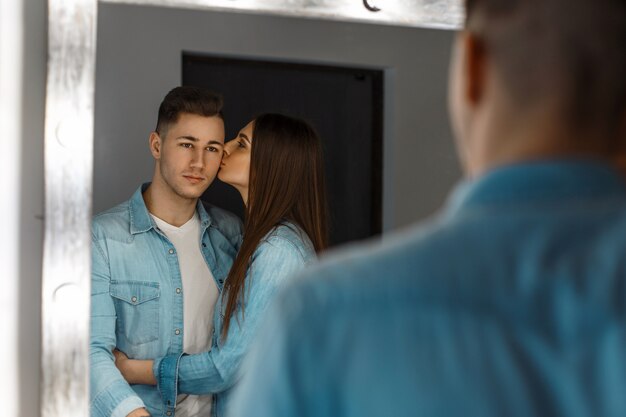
[42,1,462,415]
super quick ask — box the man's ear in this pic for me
[149,132,162,159]
[463,32,487,106]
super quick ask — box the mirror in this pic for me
[43,1,462,415]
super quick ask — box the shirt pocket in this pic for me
[110,280,160,345]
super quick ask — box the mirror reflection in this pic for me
[91,3,457,416]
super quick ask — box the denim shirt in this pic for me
[90,184,242,417]
[153,221,316,417]
[229,160,626,417]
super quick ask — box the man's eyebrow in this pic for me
[176,135,200,141]
[176,136,223,146]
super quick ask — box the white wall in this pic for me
[94,3,461,231]
[0,0,46,416]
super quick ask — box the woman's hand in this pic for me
[113,349,157,385]
[113,348,132,380]
[113,348,129,364]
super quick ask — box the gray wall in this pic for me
[95,3,460,232]
[19,2,46,413]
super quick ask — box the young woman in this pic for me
[114,113,328,416]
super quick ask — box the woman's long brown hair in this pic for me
[221,113,329,339]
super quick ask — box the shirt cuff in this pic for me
[110,396,146,417]
[154,353,185,416]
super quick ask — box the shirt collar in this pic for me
[129,182,212,235]
[446,159,626,216]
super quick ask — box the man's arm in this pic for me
[90,235,148,417]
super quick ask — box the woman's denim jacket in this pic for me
[90,184,242,417]
[153,221,316,417]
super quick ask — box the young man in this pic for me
[230,1,626,416]
[90,87,242,417]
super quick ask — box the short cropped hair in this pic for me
[155,86,224,138]
[465,0,626,142]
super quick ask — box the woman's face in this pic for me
[218,120,254,198]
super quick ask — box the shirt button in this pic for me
[176,288,181,294]
[166,412,172,416]
[168,249,175,254]
[175,329,180,335]
[131,296,137,303]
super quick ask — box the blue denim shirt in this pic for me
[153,221,316,417]
[90,184,242,417]
[230,160,626,417]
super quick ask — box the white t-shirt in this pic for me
[152,212,219,417]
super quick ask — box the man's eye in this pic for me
[181,143,193,148]
[207,146,220,152]
[238,141,245,148]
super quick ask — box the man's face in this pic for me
[151,112,225,201]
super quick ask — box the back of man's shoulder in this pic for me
[288,218,449,315]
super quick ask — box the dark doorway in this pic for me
[183,53,383,246]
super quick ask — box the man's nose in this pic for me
[190,149,205,167]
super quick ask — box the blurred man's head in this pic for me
[449,0,626,177]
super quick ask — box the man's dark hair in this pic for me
[155,86,224,138]
[465,0,626,144]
